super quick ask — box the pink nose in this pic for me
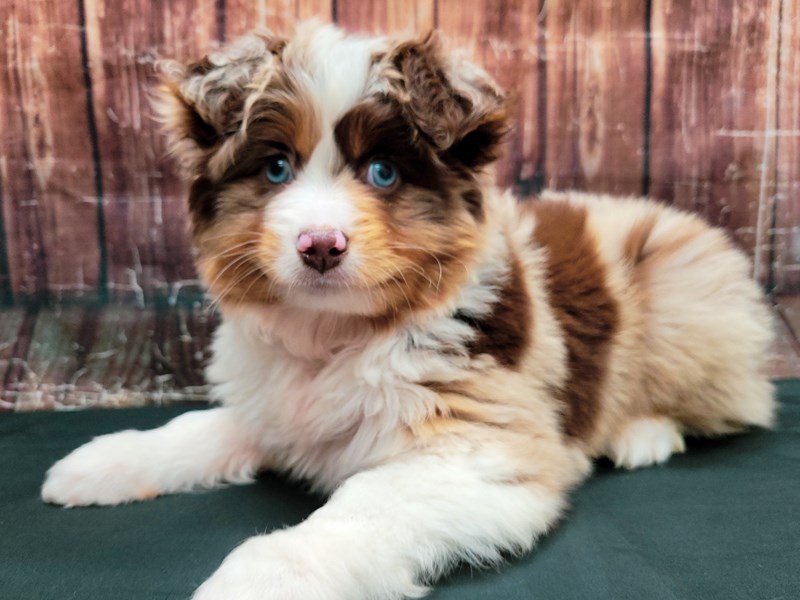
[296,229,348,274]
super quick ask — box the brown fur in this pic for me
[194,211,280,308]
[530,200,619,440]
[384,33,508,169]
[456,254,531,368]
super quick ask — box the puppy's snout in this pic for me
[297,229,348,274]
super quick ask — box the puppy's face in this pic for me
[156,24,506,319]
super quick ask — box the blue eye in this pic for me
[367,160,398,189]
[265,155,293,184]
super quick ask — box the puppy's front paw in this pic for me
[609,416,685,470]
[192,534,331,600]
[42,431,158,507]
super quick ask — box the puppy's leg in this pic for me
[607,415,686,470]
[192,444,587,600]
[42,408,263,507]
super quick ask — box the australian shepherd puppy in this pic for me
[43,22,774,600]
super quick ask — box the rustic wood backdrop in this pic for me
[1,0,798,306]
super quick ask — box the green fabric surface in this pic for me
[1,382,798,600]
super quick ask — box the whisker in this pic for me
[204,248,260,293]
[208,262,267,312]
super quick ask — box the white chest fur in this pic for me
[206,310,474,490]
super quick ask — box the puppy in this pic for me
[42,22,775,599]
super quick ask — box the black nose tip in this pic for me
[297,229,348,274]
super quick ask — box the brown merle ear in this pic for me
[152,33,285,175]
[387,32,508,169]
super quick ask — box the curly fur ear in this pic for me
[387,32,508,168]
[152,32,286,174]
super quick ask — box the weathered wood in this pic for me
[335,0,435,33]
[769,295,800,379]
[544,0,647,196]
[649,0,777,284]
[224,0,333,39]
[0,0,102,301]
[438,0,544,194]
[774,0,800,293]
[83,0,218,302]
[0,0,796,301]
[11,306,89,408]
[0,307,26,409]
[2,305,217,411]
[151,302,217,392]
[297,0,334,21]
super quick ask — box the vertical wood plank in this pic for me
[224,0,333,39]
[438,0,544,192]
[84,0,219,302]
[0,0,102,301]
[296,0,334,22]
[2,305,217,410]
[545,1,647,195]
[0,307,26,409]
[0,182,13,304]
[335,0,435,34]
[774,0,800,293]
[226,0,301,38]
[649,0,777,279]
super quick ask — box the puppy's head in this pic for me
[155,22,506,320]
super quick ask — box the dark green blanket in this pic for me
[2,382,799,600]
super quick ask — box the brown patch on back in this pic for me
[531,200,619,440]
[455,254,531,368]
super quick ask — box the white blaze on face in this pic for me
[265,175,361,280]
[261,24,385,295]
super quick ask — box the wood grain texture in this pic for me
[0,307,25,409]
[544,0,646,195]
[0,0,102,301]
[438,0,544,193]
[770,295,800,379]
[83,0,218,303]
[649,0,777,283]
[774,0,800,293]
[0,0,797,303]
[2,305,217,411]
[335,0,435,33]
[224,0,333,39]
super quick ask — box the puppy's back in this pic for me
[522,192,774,453]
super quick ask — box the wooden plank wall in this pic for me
[1,0,798,305]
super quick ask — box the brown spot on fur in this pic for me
[188,176,219,231]
[334,98,444,191]
[455,254,531,368]
[382,33,508,169]
[531,200,619,440]
[334,98,486,222]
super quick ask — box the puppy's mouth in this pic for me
[292,266,353,291]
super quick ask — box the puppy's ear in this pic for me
[152,33,285,174]
[388,32,507,168]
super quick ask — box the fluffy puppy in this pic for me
[42,22,775,600]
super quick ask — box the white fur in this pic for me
[607,416,686,470]
[43,23,775,600]
[192,455,563,600]
[42,408,262,507]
